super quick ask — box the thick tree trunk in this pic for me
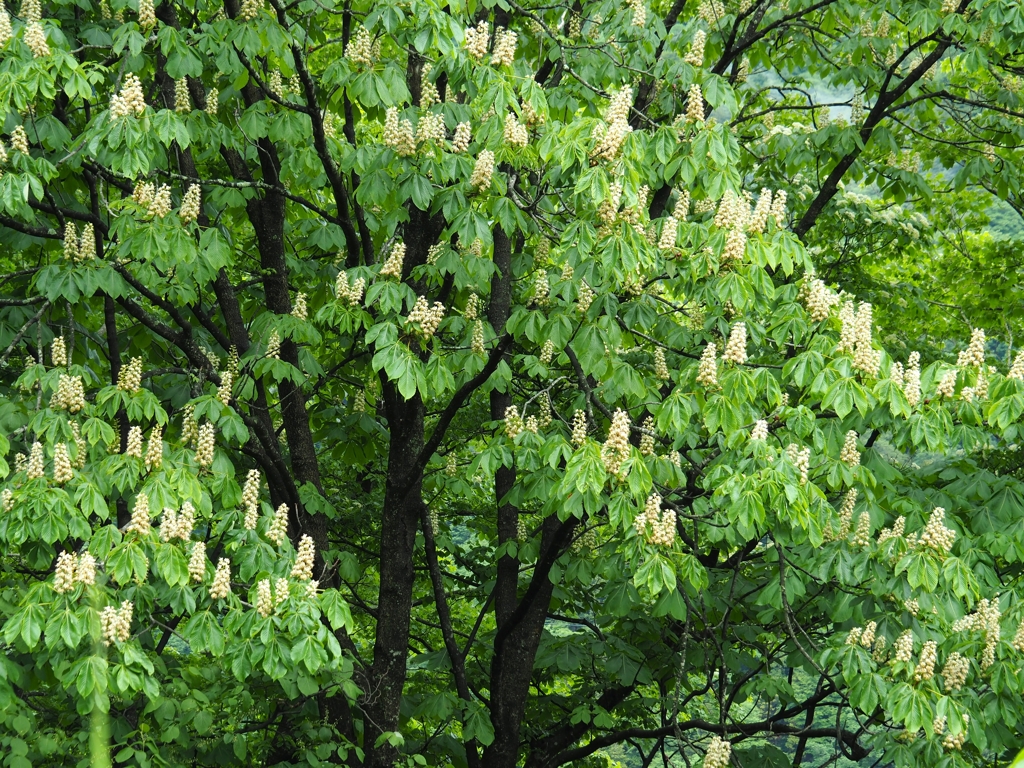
[361,206,442,767]
[488,227,519,627]
[484,516,577,767]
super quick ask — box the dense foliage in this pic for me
[2,0,1024,767]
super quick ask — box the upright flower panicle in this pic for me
[291,535,315,581]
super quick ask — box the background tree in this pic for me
[2,0,1024,768]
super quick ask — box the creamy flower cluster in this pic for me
[634,493,676,546]
[722,322,747,364]
[380,242,406,279]
[50,374,85,412]
[571,410,588,447]
[591,87,633,162]
[917,506,956,553]
[100,601,133,645]
[696,343,718,388]
[702,736,731,768]
[839,430,860,467]
[346,27,375,66]
[601,409,631,477]
[110,74,147,120]
[54,550,97,593]
[291,535,315,581]
[837,301,879,377]
[210,558,231,598]
[491,27,517,66]
[407,296,446,339]
[471,150,495,191]
[383,107,416,156]
[241,469,261,529]
[179,184,201,223]
[160,501,195,542]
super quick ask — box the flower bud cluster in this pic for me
[24,20,49,57]
[658,216,679,250]
[634,493,676,546]
[125,426,143,458]
[697,343,718,388]
[577,281,595,313]
[117,357,143,393]
[685,84,705,123]
[53,443,73,483]
[840,430,860,467]
[653,347,669,380]
[914,640,937,682]
[918,507,956,553]
[703,736,731,768]
[638,417,655,456]
[902,352,921,406]
[54,552,77,593]
[174,78,191,114]
[750,419,768,441]
[268,503,289,545]
[205,88,218,115]
[256,579,274,617]
[210,558,231,598]
[383,107,416,156]
[419,63,439,107]
[291,293,308,321]
[851,511,871,546]
[141,425,162,470]
[146,184,172,218]
[111,74,147,120]
[942,716,969,750]
[601,409,631,477]
[100,601,133,645]
[571,410,588,447]
[503,113,529,148]
[265,329,281,360]
[417,111,446,145]
[333,270,366,306]
[786,443,810,484]
[877,516,905,543]
[291,534,315,581]
[723,322,747,364]
[50,336,67,367]
[238,0,262,21]
[160,502,195,542]
[684,30,706,67]
[592,87,633,162]
[894,630,914,663]
[8,126,28,156]
[127,493,151,535]
[598,180,623,224]
[942,652,969,691]
[195,422,215,467]
[464,21,489,61]
[748,189,773,234]
[452,122,472,152]
[835,488,857,538]
[471,149,495,191]
[346,26,374,66]
[241,469,261,530]
[187,542,207,582]
[802,277,840,321]
[627,0,646,26]
[179,184,201,223]
[491,27,517,66]
[380,242,406,279]
[407,296,446,339]
[957,328,986,368]
[0,10,10,47]
[837,301,879,376]
[51,374,86,412]
[27,441,44,480]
